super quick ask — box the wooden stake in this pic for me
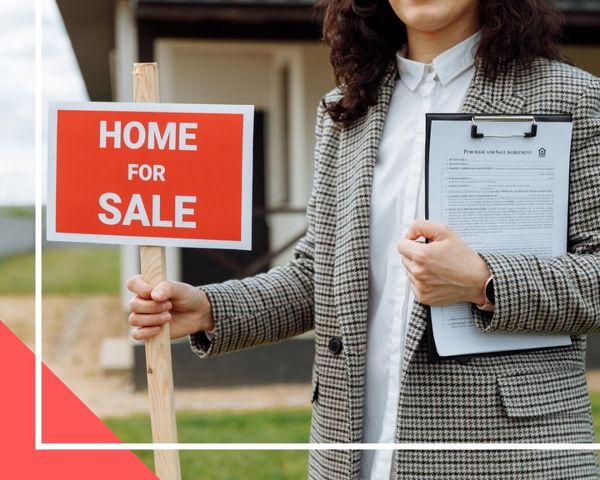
[133,62,181,480]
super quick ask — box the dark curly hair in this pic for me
[320,0,563,126]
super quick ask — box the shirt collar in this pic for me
[396,31,480,91]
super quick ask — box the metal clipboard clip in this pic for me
[471,115,537,139]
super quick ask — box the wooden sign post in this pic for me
[47,64,254,480]
[133,63,181,480]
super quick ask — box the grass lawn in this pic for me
[0,247,119,294]
[104,409,312,479]
[105,395,600,478]
[0,252,35,294]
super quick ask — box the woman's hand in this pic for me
[126,275,215,341]
[397,220,490,306]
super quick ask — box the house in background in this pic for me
[56,0,600,388]
[57,0,332,388]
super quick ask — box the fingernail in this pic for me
[153,289,164,300]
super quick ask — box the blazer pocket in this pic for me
[497,367,589,418]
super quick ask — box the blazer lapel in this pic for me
[462,61,525,114]
[334,62,397,443]
[399,61,525,382]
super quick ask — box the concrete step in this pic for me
[100,337,133,372]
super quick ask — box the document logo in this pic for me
[538,147,547,158]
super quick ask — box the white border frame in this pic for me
[34,443,600,451]
[46,101,254,250]
[34,0,600,454]
[35,0,43,450]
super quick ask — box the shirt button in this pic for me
[328,336,343,355]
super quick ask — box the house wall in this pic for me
[153,39,333,269]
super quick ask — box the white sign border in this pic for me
[46,101,254,250]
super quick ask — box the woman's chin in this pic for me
[398,10,454,33]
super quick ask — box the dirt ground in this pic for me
[0,294,310,418]
[586,371,600,392]
[1,293,599,419]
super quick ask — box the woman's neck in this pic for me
[406,20,479,64]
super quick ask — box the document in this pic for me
[426,114,573,357]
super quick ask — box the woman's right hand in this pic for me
[126,275,215,341]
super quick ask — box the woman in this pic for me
[127,0,600,478]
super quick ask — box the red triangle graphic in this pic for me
[0,320,158,479]
[42,355,125,443]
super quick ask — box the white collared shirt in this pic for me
[360,33,479,480]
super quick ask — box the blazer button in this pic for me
[328,336,343,355]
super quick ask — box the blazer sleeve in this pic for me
[472,77,600,335]
[188,102,325,357]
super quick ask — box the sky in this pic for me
[0,0,87,206]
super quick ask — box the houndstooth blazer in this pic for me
[191,57,600,479]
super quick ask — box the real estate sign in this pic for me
[47,102,254,249]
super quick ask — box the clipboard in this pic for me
[424,113,573,361]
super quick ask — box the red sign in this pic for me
[47,103,254,249]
